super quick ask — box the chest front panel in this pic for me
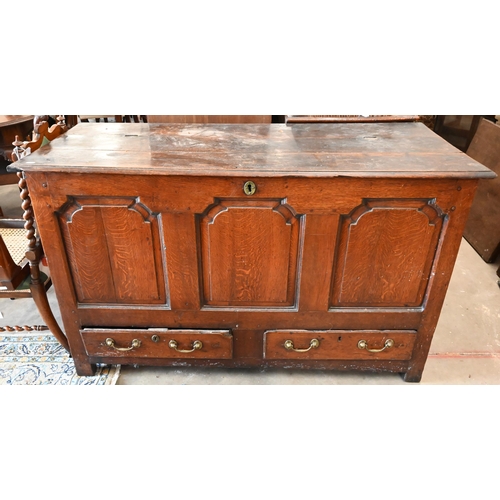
[31,174,463,322]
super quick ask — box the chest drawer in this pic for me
[81,328,233,359]
[263,330,416,361]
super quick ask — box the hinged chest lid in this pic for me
[16,122,496,179]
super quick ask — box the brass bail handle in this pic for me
[169,339,203,353]
[105,338,141,351]
[284,338,320,352]
[357,338,394,353]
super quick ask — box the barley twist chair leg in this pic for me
[17,171,70,352]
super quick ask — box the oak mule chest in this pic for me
[18,122,495,382]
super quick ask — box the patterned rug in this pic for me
[0,330,120,385]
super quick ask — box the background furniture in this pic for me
[79,115,123,123]
[10,117,68,162]
[79,115,148,123]
[147,115,272,123]
[0,116,68,216]
[286,115,420,123]
[462,118,500,269]
[0,203,68,349]
[434,115,497,152]
[17,121,494,382]
[122,115,148,123]
[0,119,69,349]
[0,216,31,296]
[0,115,34,186]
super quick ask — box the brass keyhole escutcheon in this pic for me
[151,335,160,343]
[243,180,257,196]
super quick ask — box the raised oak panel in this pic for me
[199,199,302,307]
[331,199,444,308]
[58,197,168,305]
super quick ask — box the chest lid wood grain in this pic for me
[16,122,495,179]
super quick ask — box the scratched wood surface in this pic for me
[19,123,494,381]
[263,330,416,361]
[16,122,495,179]
[82,328,233,359]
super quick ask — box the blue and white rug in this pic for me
[0,331,120,385]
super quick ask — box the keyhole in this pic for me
[243,181,256,196]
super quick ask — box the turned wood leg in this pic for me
[18,171,70,352]
[30,278,70,351]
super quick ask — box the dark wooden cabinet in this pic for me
[18,122,494,382]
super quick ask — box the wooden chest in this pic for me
[18,122,495,382]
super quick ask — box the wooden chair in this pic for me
[0,199,67,348]
[0,119,70,350]
[462,118,500,274]
[433,115,497,152]
[10,116,68,162]
[0,217,34,297]
[0,116,68,215]
[1,110,56,293]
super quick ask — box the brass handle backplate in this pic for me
[284,338,320,352]
[105,338,141,351]
[243,180,257,196]
[357,338,394,353]
[169,339,203,353]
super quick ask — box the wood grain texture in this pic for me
[58,197,167,304]
[60,201,115,302]
[263,330,416,361]
[86,353,410,373]
[331,199,443,307]
[16,123,495,179]
[162,212,200,310]
[200,199,301,307]
[404,180,480,382]
[31,173,466,215]
[298,214,340,311]
[21,175,92,373]
[76,308,423,331]
[463,118,500,262]
[20,124,494,380]
[82,328,233,359]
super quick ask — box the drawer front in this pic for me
[81,328,233,359]
[263,330,416,360]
